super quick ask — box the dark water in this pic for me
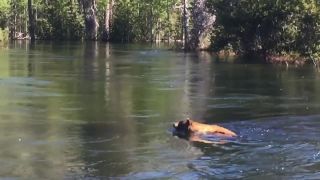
[0,42,320,179]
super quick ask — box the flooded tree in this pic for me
[102,0,114,41]
[27,0,35,43]
[81,0,99,40]
[182,0,189,49]
[188,0,215,50]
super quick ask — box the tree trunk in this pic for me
[182,0,189,49]
[10,2,17,40]
[166,0,170,42]
[82,0,99,40]
[109,0,114,34]
[150,7,153,42]
[102,0,113,41]
[28,0,35,43]
[189,0,215,50]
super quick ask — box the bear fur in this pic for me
[173,118,237,142]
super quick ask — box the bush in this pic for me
[0,28,9,43]
[206,0,320,63]
[36,18,53,40]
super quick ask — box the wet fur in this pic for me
[173,119,237,143]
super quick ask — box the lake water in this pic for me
[0,41,320,179]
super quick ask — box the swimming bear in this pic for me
[173,118,237,142]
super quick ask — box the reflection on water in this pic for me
[0,41,320,179]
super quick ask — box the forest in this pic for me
[0,0,319,63]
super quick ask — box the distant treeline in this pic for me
[0,0,214,49]
[0,0,319,63]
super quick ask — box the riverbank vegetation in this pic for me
[207,0,320,65]
[0,0,319,64]
[0,28,8,43]
[0,0,215,49]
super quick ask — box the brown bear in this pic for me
[173,118,237,142]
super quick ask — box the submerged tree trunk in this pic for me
[28,0,36,43]
[102,1,110,41]
[189,0,215,50]
[82,0,99,40]
[149,7,153,42]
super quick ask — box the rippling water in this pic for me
[0,42,320,179]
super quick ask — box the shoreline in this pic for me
[1,40,316,66]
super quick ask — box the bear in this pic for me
[173,118,237,143]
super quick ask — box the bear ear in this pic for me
[186,119,191,126]
[173,121,184,129]
[173,122,179,128]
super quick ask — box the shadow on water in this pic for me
[1,42,320,179]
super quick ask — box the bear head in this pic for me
[173,119,192,137]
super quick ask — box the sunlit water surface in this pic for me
[0,42,320,179]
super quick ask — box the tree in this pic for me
[0,0,9,29]
[182,0,189,49]
[101,0,114,41]
[188,0,215,50]
[9,0,27,40]
[206,0,320,63]
[28,0,35,43]
[1,0,186,42]
[81,0,99,40]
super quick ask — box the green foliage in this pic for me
[2,0,184,42]
[111,0,136,42]
[0,0,9,28]
[207,0,320,62]
[111,0,181,42]
[40,0,84,40]
[1,0,318,61]
[0,27,8,42]
[96,0,108,39]
[35,18,52,39]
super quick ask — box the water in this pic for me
[0,41,320,179]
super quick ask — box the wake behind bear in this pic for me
[173,118,237,143]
